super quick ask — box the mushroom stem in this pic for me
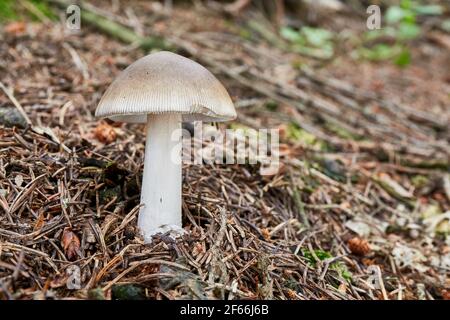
[138,113,182,242]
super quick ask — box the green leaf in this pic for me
[395,49,411,67]
[400,0,413,10]
[402,11,417,24]
[359,44,399,61]
[292,44,334,59]
[442,19,450,32]
[280,27,302,42]
[385,6,406,24]
[364,29,387,41]
[281,26,334,59]
[301,26,333,47]
[397,22,421,40]
[414,5,443,16]
[383,26,400,38]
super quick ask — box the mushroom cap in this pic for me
[95,51,236,123]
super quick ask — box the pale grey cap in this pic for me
[95,51,236,123]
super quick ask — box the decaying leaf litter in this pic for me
[0,1,449,300]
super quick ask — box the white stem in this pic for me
[138,113,182,242]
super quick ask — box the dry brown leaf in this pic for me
[33,211,45,231]
[94,122,117,144]
[362,258,376,266]
[61,227,81,261]
[261,228,271,241]
[5,22,26,35]
[442,289,450,300]
[348,237,371,256]
[286,289,298,300]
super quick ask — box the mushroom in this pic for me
[95,51,236,242]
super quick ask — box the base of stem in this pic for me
[142,224,186,242]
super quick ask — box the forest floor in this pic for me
[0,1,449,300]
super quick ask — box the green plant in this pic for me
[286,122,328,150]
[360,0,443,67]
[281,26,334,60]
[0,0,19,22]
[301,249,353,282]
[442,19,450,32]
[29,0,57,20]
[0,0,56,23]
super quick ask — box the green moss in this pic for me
[411,175,429,188]
[88,287,106,300]
[330,262,353,282]
[302,249,353,282]
[111,284,145,300]
[239,28,252,40]
[99,185,121,204]
[302,249,331,265]
[0,0,57,23]
[264,100,279,111]
[286,122,328,150]
[30,0,57,20]
[325,122,364,141]
[0,0,19,22]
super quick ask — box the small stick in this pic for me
[0,82,32,126]
[289,170,310,228]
